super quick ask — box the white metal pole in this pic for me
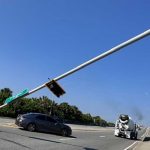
[0,104,7,108]
[28,29,150,95]
[1,29,149,108]
[54,29,150,81]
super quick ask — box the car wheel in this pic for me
[130,132,134,140]
[134,134,137,140]
[27,123,36,132]
[61,128,68,137]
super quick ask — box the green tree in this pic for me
[82,113,94,124]
[58,103,82,122]
[49,100,58,116]
[99,119,108,127]
[0,88,110,126]
[93,116,102,125]
[58,102,71,120]
[0,88,12,105]
[70,105,82,121]
[107,122,115,127]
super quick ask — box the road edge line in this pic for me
[124,141,138,150]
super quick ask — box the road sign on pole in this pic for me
[4,89,29,104]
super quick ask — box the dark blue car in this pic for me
[15,113,72,137]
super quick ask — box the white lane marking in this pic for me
[99,136,106,138]
[59,138,75,141]
[141,134,145,138]
[141,127,150,138]
[124,141,138,150]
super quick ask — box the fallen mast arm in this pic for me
[0,29,150,109]
[28,29,150,95]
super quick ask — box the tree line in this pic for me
[0,88,114,127]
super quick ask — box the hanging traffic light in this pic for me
[45,80,66,97]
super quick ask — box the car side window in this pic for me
[36,115,46,121]
[46,116,57,123]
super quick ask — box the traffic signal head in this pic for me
[45,80,66,97]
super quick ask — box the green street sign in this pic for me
[4,89,29,104]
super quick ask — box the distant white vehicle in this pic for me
[114,114,138,139]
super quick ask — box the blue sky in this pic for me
[0,0,150,125]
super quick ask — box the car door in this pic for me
[46,116,61,133]
[35,115,49,132]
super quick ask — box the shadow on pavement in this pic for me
[20,127,76,138]
[0,137,33,150]
[29,136,98,150]
[0,129,97,150]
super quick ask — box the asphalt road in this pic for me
[0,117,146,150]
